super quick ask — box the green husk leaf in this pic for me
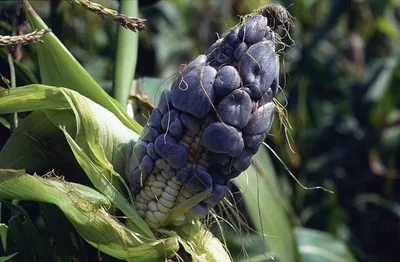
[58,88,138,182]
[0,84,153,238]
[112,0,139,106]
[0,85,70,114]
[54,89,153,237]
[173,220,232,262]
[63,131,153,238]
[295,227,356,262]
[22,0,142,134]
[234,146,300,262]
[0,169,178,260]
[166,188,212,227]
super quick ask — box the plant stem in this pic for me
[7,53,18,131]
[112,0,140,107]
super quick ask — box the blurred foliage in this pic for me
[0,0,399,261]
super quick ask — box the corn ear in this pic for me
[129,6,283,228]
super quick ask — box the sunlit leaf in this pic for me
[295,227,356,262]
[234,146,300,262]
[0,85,70,113]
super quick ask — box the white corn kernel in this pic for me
[157,202,170,213]
[159,198,175,208]
[140,189,152,201]
[150,186,163,196]
[164,185,179,196]
[135,202,147,210]
[155,158,168,169]
[155,174,167,183]
[161,191,176,202]
[153,211,168,222]
[147,201,158,212]
[181,189,193,198]
[148,180,166,189]
[167,180,181,190]
[171,176,184,185]
[144,188,156,199]
[146,210,159,224]
[138,210,145,217]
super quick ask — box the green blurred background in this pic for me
[1,0,399,261]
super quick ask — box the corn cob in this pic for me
[129,6,283,228]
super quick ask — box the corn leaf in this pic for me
[0,169,178,260]
[22,0,142,134]
[225,232,273,262]
[0,85,70,113]
[112,0,140,106]
[134,77,173,106]
[0,253,18,262]
[234,146,300,262]
[130,77,172,126]
[295,227,356,262]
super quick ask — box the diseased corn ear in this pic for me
[129,9,283,228]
